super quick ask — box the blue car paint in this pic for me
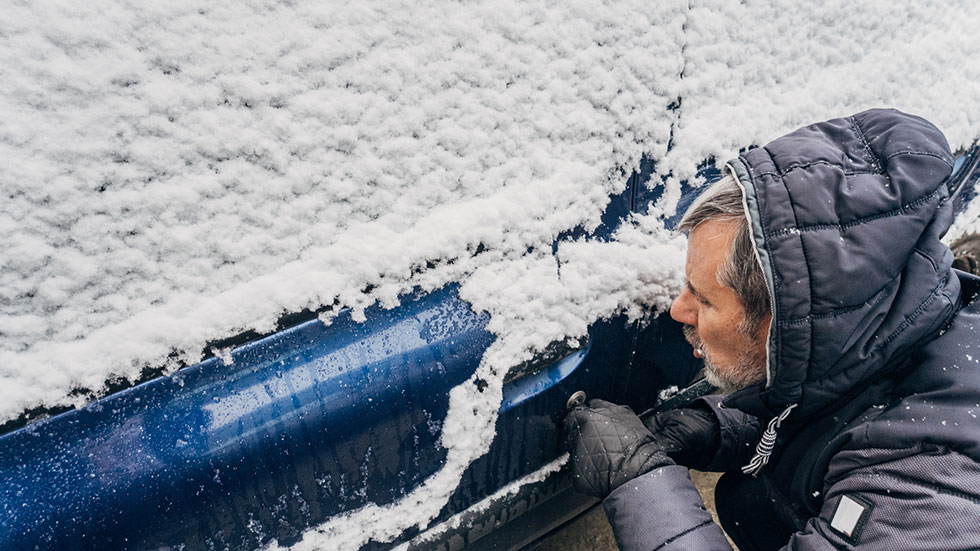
[1,287,497,549]
[950,145,980,217]
[499,344,591,412]
[3,147,977,551]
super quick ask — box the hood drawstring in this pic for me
[742,403,797,477]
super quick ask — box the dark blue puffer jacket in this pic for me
[604,109,980,550]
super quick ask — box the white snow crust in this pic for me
[4,0,980,548]
[948,184,980,240]
[1,0,687,420]
[5,0,980,422]
[660,0,980,183]
[390,454,569,550]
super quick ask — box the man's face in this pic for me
[670,219,769,392]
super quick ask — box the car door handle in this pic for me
[499,341,590,412]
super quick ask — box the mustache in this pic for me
[682,324,707,360]
[682,324,701,349]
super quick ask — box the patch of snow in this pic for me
[210,346,234,367]
[657,0,980,185]
[948,197,980,241]
[658,385,681,402]
[391,454,568,550]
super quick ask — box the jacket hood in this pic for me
[724,108,961,420]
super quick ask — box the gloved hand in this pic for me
[563,399,674,498]
[642,407,720,470]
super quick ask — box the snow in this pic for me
[662,0,980,183]
[4,0,980,424]
[658,385,681,402]
[392,454,569,550]
[949,196,980,241]
[4,0,980,548]
[1,0,685,420]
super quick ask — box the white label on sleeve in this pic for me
[830,495,867,537]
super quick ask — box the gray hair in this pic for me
[677,174,771,334]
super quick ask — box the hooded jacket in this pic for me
[604,109,980,550]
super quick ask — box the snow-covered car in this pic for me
[3,146,979,551]
[6,2,980,549]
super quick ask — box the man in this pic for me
[565,109,980,550]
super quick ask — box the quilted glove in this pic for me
[643,407,720,470]
[564,399,674,498]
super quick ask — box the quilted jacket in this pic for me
[604,109,980,550]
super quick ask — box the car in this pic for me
[3,145,978,551]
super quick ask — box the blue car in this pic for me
[3,148,979,551]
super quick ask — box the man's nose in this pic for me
[670,289,696,326]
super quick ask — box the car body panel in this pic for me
[1,287,493,549]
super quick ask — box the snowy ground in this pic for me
[4,1,980,548]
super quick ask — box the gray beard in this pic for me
[682,325,766,393]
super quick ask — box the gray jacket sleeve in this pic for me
[605,447,980,551]
[778,447,980,550]
[602,465,732,550]
[694,395,761,472]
